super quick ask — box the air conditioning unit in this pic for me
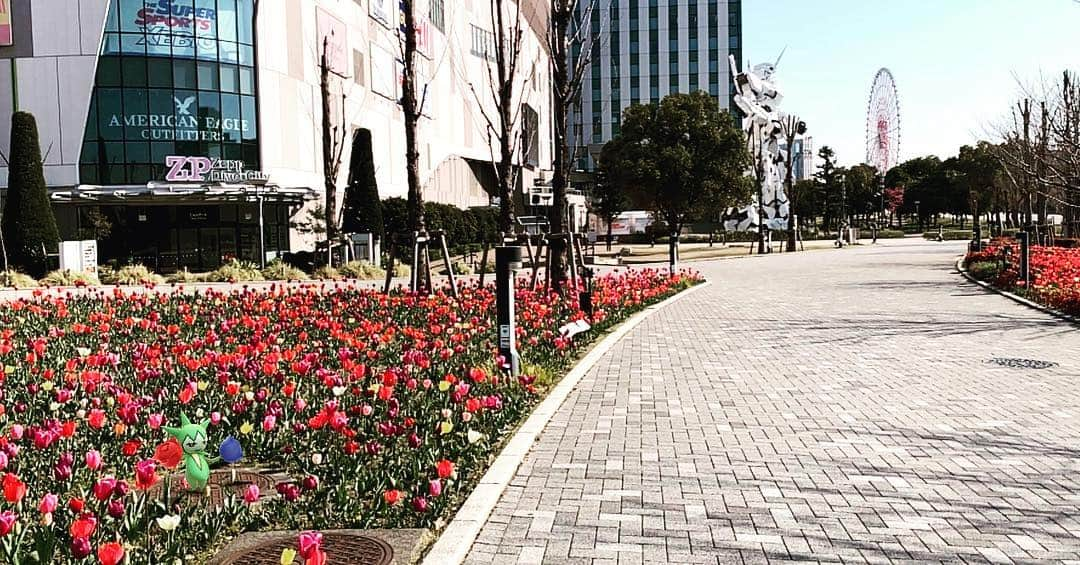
[530,193,554,206]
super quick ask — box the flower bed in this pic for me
[0,269,699,563]
[966,240,1080,316]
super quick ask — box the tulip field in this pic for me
[0,269,699,563]
[967,241,1080,316]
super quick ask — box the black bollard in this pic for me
[495,246,522,376]
[1018,231,1030,287]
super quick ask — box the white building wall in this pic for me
[1,0,553,252]
[0,0,105,188]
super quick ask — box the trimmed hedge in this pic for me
[923,230,972,241]
[382,198,499,252]
[2,112,61,276]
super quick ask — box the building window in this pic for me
[430,0,445,33]
[470,25,495,60]
[81,0,259,186]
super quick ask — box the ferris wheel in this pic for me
[866,68,901,174]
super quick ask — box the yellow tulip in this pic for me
[440,421,453,435]
[197,381,209,392]
[240,422,254,435]
[280,548,296,565]
[438,381,451,392]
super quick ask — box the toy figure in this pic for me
[162,413,217,491]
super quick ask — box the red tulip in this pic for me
[153,438,183,470]
[92,477,117,501]
[70,514,97,539]
[2,473,26,503]
[435,459,455,480]
[383,489,403,505]
[97,542,125,565]
[134,459,158,490]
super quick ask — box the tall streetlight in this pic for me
[780,116,807,252]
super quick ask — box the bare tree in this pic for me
[548,0,599,290]
[400,1,425,236]
[470,0,530,236]
[995,71,1080,237]
[320,36,349,262]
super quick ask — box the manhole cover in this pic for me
[216,532,394,565]
[147,468,284,507]
[987,358,1059,370]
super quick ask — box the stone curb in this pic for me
[954,255,1080,326]
[420,280,711,565]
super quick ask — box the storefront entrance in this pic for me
[55,202,294,273]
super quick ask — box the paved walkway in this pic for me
[464,240,1080,564]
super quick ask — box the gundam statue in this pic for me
[722,54,790,232]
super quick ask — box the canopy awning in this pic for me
[49,183,319,204]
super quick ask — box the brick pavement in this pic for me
[462,240,1080,564]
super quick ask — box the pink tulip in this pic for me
[262,414,277,432]
[39,493,58,514]
[85,450,103,470]
[243,484,260,504]
[148,413,164,430]
[210,411,222,425]
[428,479,442,497]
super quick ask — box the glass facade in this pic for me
[61,0,291,272]
[80,0,259,186]
[56,203,291,272]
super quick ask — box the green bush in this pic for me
[165,269,207,284]
[923,230,971,241]
[312,266,341,280]
[206,259,264,282]
[261,260,309,281]
[339,260,386,280]
[967,260,1001,281]
[393,263,411,278]
[876,229,906,239]
[0,270,38,288]
[41,269,100,287]
[442,260,473,276]
[2,112,61,276]
[100,264,165,285]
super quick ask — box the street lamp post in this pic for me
[781,116,807,252]
[914,200,921,231]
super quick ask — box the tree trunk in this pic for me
[605,220,613,251]
[493,0,517,236]
[320,47,338,251]
[401,0,428,288]
[548,5,572,292]
[668,229,679,274]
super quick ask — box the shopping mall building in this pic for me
[0,0,553,271]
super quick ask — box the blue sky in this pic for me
[744,0,1080,167]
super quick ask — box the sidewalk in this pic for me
[460,240,1080,564]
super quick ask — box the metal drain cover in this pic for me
[216,532,394,565]
[988,358,1059,370]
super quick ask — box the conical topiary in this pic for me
[2,112,60,277]
[341,128,384,242]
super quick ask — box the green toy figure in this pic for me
[162,413,217,492]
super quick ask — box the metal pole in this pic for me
[1018,230,1030,287]
[257,187,266,269]
[495,246,522,376]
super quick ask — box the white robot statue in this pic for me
[723,55,791,233]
